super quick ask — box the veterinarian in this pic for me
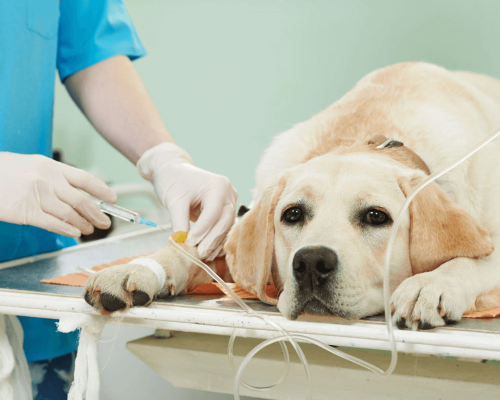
[0,1,237,397]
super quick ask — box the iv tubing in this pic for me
[168,237,311,397]
[383,124,500,374]
[170,238,390,399]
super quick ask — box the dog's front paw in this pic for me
[84,263,167,314]
[391,272,468,330]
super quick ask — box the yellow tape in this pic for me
[171,231,188,243]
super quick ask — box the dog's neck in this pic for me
[302,132,431,175]
[366,134,431,175]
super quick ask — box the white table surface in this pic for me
[1,228,500,362]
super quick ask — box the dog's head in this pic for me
[225,141,494,320]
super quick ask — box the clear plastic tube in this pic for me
[168,125,500,399]
[168,238,305,395]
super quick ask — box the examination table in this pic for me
[0,228,499,399]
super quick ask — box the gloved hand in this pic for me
[0,152,116,237]
[137,142,238,260]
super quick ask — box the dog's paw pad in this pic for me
[132,290,151,306]
[101,293,127,312]
[84,263,164,314]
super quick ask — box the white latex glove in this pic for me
[137,142,238,260]
[0,152,116,237]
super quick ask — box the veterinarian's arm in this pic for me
[64,55,238,260]
[64,55,172,163]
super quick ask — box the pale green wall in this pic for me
[54,0,500,206]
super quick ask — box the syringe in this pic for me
[91,197,161,228]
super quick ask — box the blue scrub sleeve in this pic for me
[57,0,146,81]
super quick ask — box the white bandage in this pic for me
[57,314,106,400]
[129,257,166,288]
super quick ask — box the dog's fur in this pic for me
[85,62,500,329]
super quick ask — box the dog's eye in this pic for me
[283,207,303,223]
[364,209,389,225]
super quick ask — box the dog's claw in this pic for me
[443,316,459,325]
[84,291,94,307]
[418,321,435,330]
[396,318,407,329]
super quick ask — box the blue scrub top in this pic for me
[0,0,146,362]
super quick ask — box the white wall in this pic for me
[54,0,500,206]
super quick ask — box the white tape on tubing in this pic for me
[129,257,166,288]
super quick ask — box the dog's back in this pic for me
[253,62,500,210]
[454,70,500,112]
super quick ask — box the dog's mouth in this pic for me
[286,291,370,320]
[288,296,336,320]
[302,299,331,315]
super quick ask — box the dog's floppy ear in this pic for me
[398,173,494,275]
[224,176,287,305]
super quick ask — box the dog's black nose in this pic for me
[292,246,338,287]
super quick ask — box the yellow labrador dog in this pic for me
[85,62,500,330]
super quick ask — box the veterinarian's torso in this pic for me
[0,0,71,264]
[0,0,145,361]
